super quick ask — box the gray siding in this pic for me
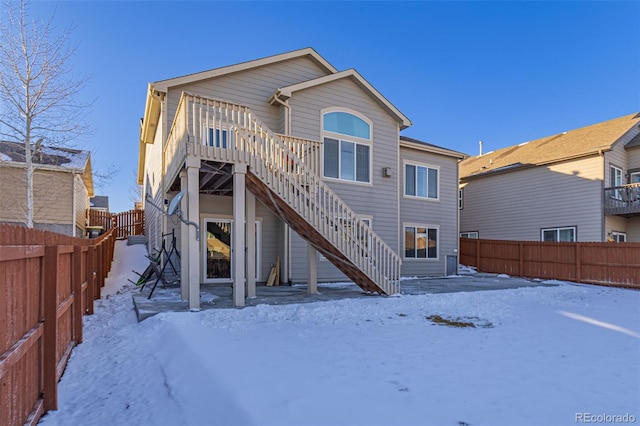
[460,156,605,242]
[286,77,401,282]
[400,147,460,276]
[627,147,640,171]
[163,57,330,142]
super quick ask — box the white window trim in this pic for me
[321,108,373,185]
[403,160,440,201]
[202,125,234,148]
[403,223,439,261]
[460,231,479,239]
[541,226,577,242]
[630,172,640,183]
[610,231,626,243]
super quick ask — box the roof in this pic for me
[90,195,109,209]
[270,69,412,130]
[399,135,468,159]
[625,132,640,149]
[0,140,94,195]
[460,112,640,180]
[138,48,413,183]
[152,47,338,92]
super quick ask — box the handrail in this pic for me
[163,92,401,294]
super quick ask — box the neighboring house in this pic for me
[138,48,466,309]
[459,113,640,242]
[0,140,94,237]
[90,195,110,212]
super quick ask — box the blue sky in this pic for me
[29,1,640,213]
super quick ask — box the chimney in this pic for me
[479,141,483,156]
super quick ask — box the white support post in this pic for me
[187,162,200,311]
[307,242,318,294]
[180,170,189,300]
[246,189,256,298]
[233,164,247,307]
[283,225,290,284]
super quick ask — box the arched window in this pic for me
[322,110,371,183]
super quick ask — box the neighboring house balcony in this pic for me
[161,92,401,295]
[604,183,640,216]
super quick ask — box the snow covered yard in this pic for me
[39,242,639,426]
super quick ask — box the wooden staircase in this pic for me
[163,92,401,295]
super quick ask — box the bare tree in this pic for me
[0,0,92,227]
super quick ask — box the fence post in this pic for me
[86,245,95,314]
[576,243,582,283]
[43,245,60,411]
[72,246,83,344]
[519,242,524,277]
[476,239,481,270]
[95,243,103,299]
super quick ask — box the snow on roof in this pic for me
[0,140,90,172]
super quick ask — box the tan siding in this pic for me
[286,77,401,282]
[604,216,628,239]
[627,147,640,170]
[74,174,89,234]
[144,119,166,254]
[196,194,282,283]
[0,166,27,223]
[627,217,640,242]
[460,156,604,241]
[400,147,459,276]
[0,167,74,227]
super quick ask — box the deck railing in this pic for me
[604,183,640,216]
[163,93,401,294]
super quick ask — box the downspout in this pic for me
[599,149,605,242]
[270,91,291,283]
[72,174,77,237]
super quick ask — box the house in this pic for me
[90,195,110,212]
[459,112,640,242]
[138,48,466,309]
[0,140,94,236]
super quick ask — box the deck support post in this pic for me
[233,164,247,307]
[180,170,189,301]
[307,242,318,294]
[246,188,256,298]
[187,160,200,311]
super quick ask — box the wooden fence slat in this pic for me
[0,219,124,426]
[43,245,59,411]
[460,237,640,289]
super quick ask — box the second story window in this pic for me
[405,162,438,200]
[322,110,371,184]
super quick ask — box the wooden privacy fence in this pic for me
[0,224,116,426]
[88,209,144,240]
[460,238,640,289]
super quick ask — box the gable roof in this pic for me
[0,140,94,195]
[625,132,640,149]
[152,47,338,92]
[269,69,412,129]
[400,135,468,159]
[460,112,640,180]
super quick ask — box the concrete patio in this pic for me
[131,272,558,321]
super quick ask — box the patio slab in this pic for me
[131,273,558,322]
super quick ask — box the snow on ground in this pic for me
[39,241,640,426]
